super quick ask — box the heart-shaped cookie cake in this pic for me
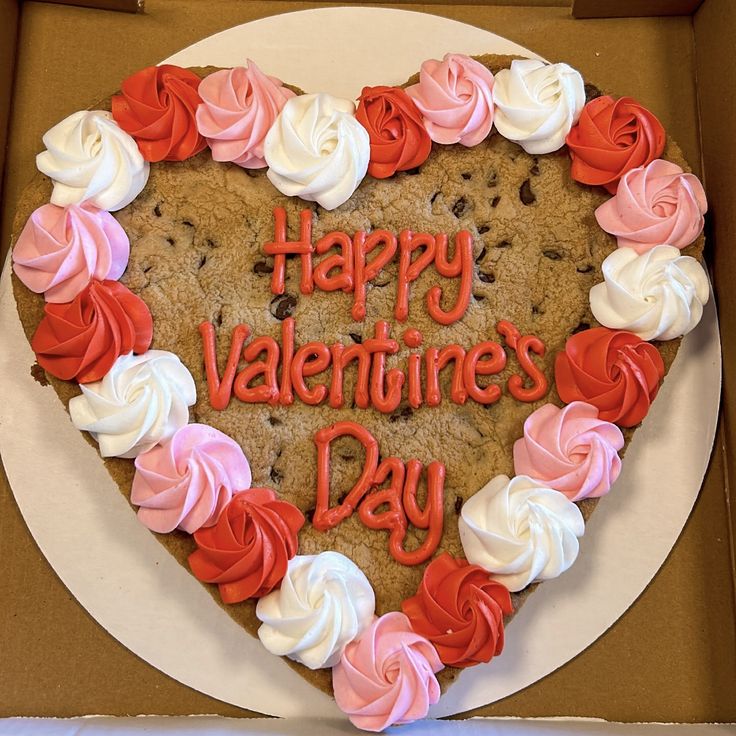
[10,54,708,731]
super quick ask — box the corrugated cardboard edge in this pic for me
[693,0,736,638]
[0,0,19,215]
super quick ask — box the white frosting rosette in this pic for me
[492,59,585,154]
[69,350,196,459]
[590,244,709,341]
[36,110,150,211]
[255,551,375,669]
[459,474,585,592]
[264,93,370,210]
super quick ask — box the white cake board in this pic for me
[0,6,722,721]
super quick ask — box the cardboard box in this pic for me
[0,0,734,724]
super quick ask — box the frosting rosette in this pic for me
[401,552,512,668]
[36,110,149,211]
[595,159,707,253]
[566,95,665,194]
[590,244,709,341]
[131,423,252,534]
[31,280,152,384]
[189,487,303,603]
[68,350,196,458]
[459,474,584,592]
[112,65,206,162]
[263,92,370,210]
[513,402,624,501]
[12,203,129,304]
[332,611,442,732]
[355,85,431,178]
[405,53,495,147]
[492,59,585,154]
[256,551,375,670]
[195,60,295,169]
[554,327,665,427]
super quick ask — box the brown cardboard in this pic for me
[1,0,734,723]
[38,0,144,12]
[573,0,704,18]
[0,0,19,215]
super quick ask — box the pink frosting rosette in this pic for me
[406,53,494,147]
[513,401,624,502]
[12,203,129,303]
[195,60,295,168]
[131,423,252,534]
[595,159,707,253]
[332,611,442,732]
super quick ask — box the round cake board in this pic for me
[0,6,722,720]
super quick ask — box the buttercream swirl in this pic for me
[256,551,375,670]
[566,95,665,194]
[36,110,149,211]
[595,159,707,253]
[196,60,295,169]
[332,611,442,732]
[264,93,370,210]
[401,552,512,668]
[12,203,129,304]
[554,327,665,427]
[68,350,196,458]
[405,53,495,147]
[492,59,585,154]
[459,474,584,592]
[189,487,304,603]
[112,65,206,162]
[355,85,431,178]
[590,244,709,341]
[31,280,152,385]
[513,402,624,502]
[131,423,252,534]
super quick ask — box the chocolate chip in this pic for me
[389,406,413,422]
[532,304,544,316]
[577,264,594,273]
[182,220,194,228]
[304,507,315,523]
[268,415,282,427]
[339,454,355,462]
[142,265,153,274]
[585,82,602,104]
[491,195,501,208]
[405,166,421,176]
[430,191,441,205]
[496,239,511,248]
[213,308,223,328]
[31,363,49,387]
[461,172,472,180]
[572,321,590,334]
[520,179,536,205]
[475,245,487,264]
[166,236,175,246]
[473,292,486,302]
[478,270,495,283]
[253,260,274,275]
[543,250,562,260]
[206,238,219,248]
[487,172,498,187]
[349,333,363,344]
[270,293,297,320]
[454,496,463,514]
[153,204,162,217]
[270,466,283,485]
[337,492,349,506]
[197,255,207,269]
[452,197,468,218]
[245,169,259,178]
[478,224,491,235]
[530,158,540,176]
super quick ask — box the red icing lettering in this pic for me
[425,344,467,407]
[329,342,371,409]
[364,320,404,413]
[313,232,354,293]
[497,320,549,402]
[426,231,473,325]
[264,207,313,295]
[352,230,398,321]
[234,336,280,404]
[291,342,331,405]
[314,422,445,565]
[396,230,437,322]
[199,321,249,411]
[463,341,506,404]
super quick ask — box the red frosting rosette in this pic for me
[188,488,304,604]
[355,85,431,179]
[401,552,512,668]
[31,279,152,384]
[554,327,665,428]
[566,96,665,194]
[112,65,206,162]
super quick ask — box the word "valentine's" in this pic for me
[264,207,473,325]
